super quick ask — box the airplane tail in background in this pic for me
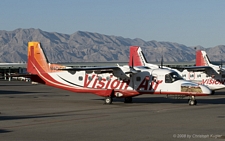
[196,50,212,66]
[129,46,147,67]
[129,46,159,69]
[27,42,65,75]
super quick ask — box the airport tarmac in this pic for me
[0,80,225,141]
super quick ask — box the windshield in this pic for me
[165,72,183,83]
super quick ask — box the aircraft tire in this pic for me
[105,97,112,104]
[188,99,197,106]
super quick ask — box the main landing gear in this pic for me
[104,97,133,104]
[105,97,113,104]
[188,96,197,106]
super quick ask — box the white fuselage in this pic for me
[45,67,211,96]
[142,63,225,91]
[180,68,225,90]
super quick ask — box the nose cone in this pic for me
[199,85,212,95]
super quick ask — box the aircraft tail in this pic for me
[196,50,212,66]
[129,46,147,66]
[27,42,64,75]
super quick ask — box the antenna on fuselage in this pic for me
[160,56,163,68]
[159,47,164,68]
[220,51,223,69]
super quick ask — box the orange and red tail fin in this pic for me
[196,50,211,66]
[129,46,147,67]
[27,42,50,74]
[27,42,64,75]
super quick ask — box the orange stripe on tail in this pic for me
[27,42,65,74]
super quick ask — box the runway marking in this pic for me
[2,114,109,129]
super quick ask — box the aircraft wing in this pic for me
[184,66,212,71]
[57,66,140,79]
[59,66,119,71]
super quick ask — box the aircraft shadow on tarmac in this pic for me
[0,84,34,86]
[93,96,225,105]
[0,129,12,134]
[0,114,67,121]
[0,90,49,95]
[0,114,68,134]
[213,91,225,95]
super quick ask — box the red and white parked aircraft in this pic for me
[27,42,211,105]
[129,46,225,93]
[183,50,225,91]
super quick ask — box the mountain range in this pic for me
[0,28,224,63]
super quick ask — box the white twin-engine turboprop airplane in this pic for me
[182,50,225,92]
[129,46,225,93]
[27,42,211,105]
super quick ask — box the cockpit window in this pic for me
[165,72,183,83]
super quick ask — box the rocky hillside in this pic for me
[0,28,224,63]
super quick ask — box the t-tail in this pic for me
[129,46,158,68]
[27,42,65,75]
[196,50,212,66]
[129,46,147,66]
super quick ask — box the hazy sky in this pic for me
[1,0,225,48]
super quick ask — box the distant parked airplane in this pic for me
[129,46,225,93]
[183,50,225,92]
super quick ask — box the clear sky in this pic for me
[1,0,225,48]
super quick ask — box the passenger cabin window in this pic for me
[182,74,186,77]
[165,72,183,83]
[197,74,201,78]
[106,76,111,81]
[88,76,92,80]
[98,76,102,81]
[78,76,83,81]
[136,76,141,81]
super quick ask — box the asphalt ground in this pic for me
[0,80,225,141]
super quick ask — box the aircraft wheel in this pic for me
[188,99,197,106]
[124,97,132,103]
[105,97,112,104]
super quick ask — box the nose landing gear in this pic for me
[188,96,197,106]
